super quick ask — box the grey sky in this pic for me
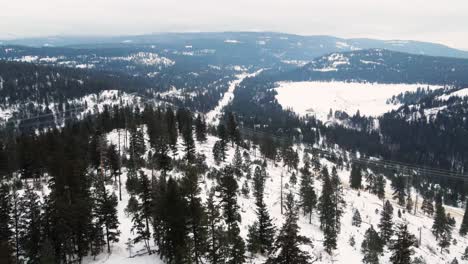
[1,0,468,50]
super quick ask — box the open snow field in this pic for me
[275,81,444,120]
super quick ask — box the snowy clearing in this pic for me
[206,70,263,125]
[274,81,444,120]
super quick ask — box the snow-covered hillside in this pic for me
[80,126,468,264]
[274,81,444,121]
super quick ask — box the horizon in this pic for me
[1,0,467,50]
[2,31,467,52]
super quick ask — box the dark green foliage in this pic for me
[195,114,207,142]
[378,200,394,245]
[217,166,245,263]
[299,162,316,224]
[266,193,311,264]
[94,180,120,253]
[318,167,339,253]
[391,175,407,206]
[352,209,362,227]
[206,190,227,264]
[181,167,208,264]
[19,185,42,263]
[0,184,13,263]
[459,200,468,236]
[349,164,362,189]
[361,225,383,264]
[432,193,453,252]
[389,224,417,264]
[247,166,275,255]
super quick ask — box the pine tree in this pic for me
[182,121,196,163]
[299,162,316,224]
[182,167,207,264]
[432,193,452,252]
[233,147,243,177]
[352,209,362,227]
[349,164,362,189]
[19,184,42,263]
[206,190,226,264]
[226,112,241,146]
[421,197,434,216]
[195,114,207,142]
[378,200,394,245]
[389,224,417,264]
[376,174,386,200]
[217,166,245,263]
[318,167,338,253]
[266,193,311,264]
[247,167,275,255]
[361,225,383,264]
[129,127,146,164]
[331,166,345,231]
[166,108,179,157]
[461,246,468,260]
[94,180,120,253]
[459,199,468,236]
[0,184,13,263]
[131,171,152,255]
[391,175,407,206]
[213,140,225,165]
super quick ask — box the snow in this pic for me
[437,87,468,101]
[311,53,350,72]
[110,52,175,67]
[281,60,309,67]
[85,125,468,264]
[15,55,39,62]
[224,39,241,44]
[206,69,263,125]
[274,81,444,120]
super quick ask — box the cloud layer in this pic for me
[1,0,467,49]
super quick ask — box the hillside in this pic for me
[281,49,468,85]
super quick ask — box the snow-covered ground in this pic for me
[274,81,444,120]
[437,87,468,101]
[206,70,263,125]
[83,126,467,264]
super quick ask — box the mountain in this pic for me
[280,49,468,85]
[2,32,468,62]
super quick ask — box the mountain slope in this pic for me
[281,49,468,85]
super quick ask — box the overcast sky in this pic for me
[1,0,468,50]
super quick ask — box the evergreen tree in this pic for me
[181,167,207,264]
[331,166,345,231]
[421,197,434,216]
[195,114,207,142]
[461,246,468,260]
[352,209,362,227]
[318,167,338,253]
[299,162,316,224]
[206,190,226,264]
[217,166,245,263]
[247,166,275,255]
[94,180,120,253]
[182,121,196,163]
[129,127,146,164]
[361,225,383,264]
[459,199,468,236]
[226,112,241,146]
[166,108,179,157]
[131,171,152,254]
[213,140,225,165]
[432,193,453,252]
[389,224,417,264]
[0,184,13,263]
[391,175,407,206]
[19,184,42,263]
[232,147,243,177]
[378,200,394,245]
[349,164,362,189]
[266,193,311,264]
[375,174,386,200]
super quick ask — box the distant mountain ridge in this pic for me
[2,32,468,60]
[279,48,468,85]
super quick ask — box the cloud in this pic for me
[1,0,467,49]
